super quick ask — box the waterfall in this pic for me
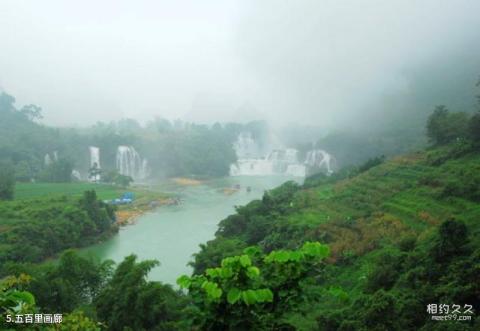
[116,145,149,180]
[233,132,261,158]
[229,133,334,177]
[305,149,334,174]
[44,151,58,166]
[89,146,101,181]
[71,169,82,181]
[230,159,274,176]
[285,164,306,177]
[139,158,150,180]
[89,146,100,168]
[44,154,52,166]
[230,132,306,177]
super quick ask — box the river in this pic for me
[83,176,300,285]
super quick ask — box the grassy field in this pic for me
[15,182,125,200]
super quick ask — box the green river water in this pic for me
[83,176,300,285]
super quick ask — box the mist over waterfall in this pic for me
[229,132,334,177]
[305,150,334,175]
[89,146,101,181]
[89,146,100,168]
[44,151,58,166]
[233,132,261,158]
[44,154,52,166]
[116,145,150,181]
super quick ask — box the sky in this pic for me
[1,0,479,128]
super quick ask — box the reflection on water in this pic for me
[82,176,301,285]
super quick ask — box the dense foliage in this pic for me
[179,242,329,330]
[95,255,185,331]
[142,122,237,178]
[189,123,480,329]
[0,161,15,200]
[38,158,74,183]
[2,87,480,329]
[0,92,61,182]
[427,105,470,145]
[0,91,241,180]
[0,190,116,276]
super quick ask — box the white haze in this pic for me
[0,0,479,127]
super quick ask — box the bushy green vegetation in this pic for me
[188,129,480,329]
[427,105,470,145]
[2,90,480,329]
[0,90,243,180]
[1,260,105,331]
[0,190,116,276]
[0,92,65,183]
[179,242,329,330]
[99,170,133,188]
[2,148,480,330]
[95,255,186,331]
[38,158,74,183]
[0,161,15,200]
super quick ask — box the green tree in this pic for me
[78,190,114,234]
[88,163,101,183]
[19,104,43,121]
[14,160,35,182]
[178,242,330,330]
[431,219,469,262]
[469,111,480,148]
[114,173,133,188]
[426,106,469,145]
[0,274,36,325]
[29,250,114,313]
[0,92,16,113]
[95,255,185,331]
[39,158,74,183]
[0,161,15,200]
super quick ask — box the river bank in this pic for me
[113,177,209,226]
[84,176,300,285]
[112,188,176,226]
[114,196,179,226]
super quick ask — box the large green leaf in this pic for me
[255,289,273,303]
[242,289,258,305]
[227,288,242,304]
[239,255,252,267]
[176,275,191,288]
[246,266,260,279]
[302,242,330,258]
[8,291,35,305]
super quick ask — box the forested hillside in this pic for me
[0,91,243,180]
[0,190,117,276]
[188,140,480,330]
[2,106,479,330]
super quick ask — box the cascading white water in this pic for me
[89,146,101,181]
[89,146,100,168]
[285,164,307,177]
[305,149,334,174]
[230,133,307,177]
[44,154,52,166]
[230,159,274,176]
[116,145,149,181]
[44,151,58,166]
[71,169,82,181]
[233,131,261,158]
[266,148,302,173]
[230,132,334,177]
[139,158,150,180]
